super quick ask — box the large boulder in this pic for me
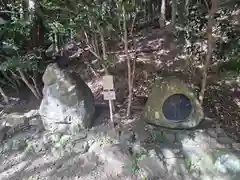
[39,63,95,133]
[142,76,203,128]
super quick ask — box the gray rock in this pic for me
[39,63,95,134]
[142,76,204,129]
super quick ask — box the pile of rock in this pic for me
[0,63,96,156]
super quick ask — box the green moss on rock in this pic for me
[142,76,203,129]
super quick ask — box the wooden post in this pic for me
[102,75,116,128]
[109,99,114,127]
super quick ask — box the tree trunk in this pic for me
[123,5,133,117]
[159,0,166,27]
[30,76,42,98]
[83,31,108,73]
[171,0,177,29]
[99,26,115,112]
[0,86,9,104]
[99,26,110,75]
[199,0,218,105]
[17,68,41,99]
[22,0,29,20]
[99,27,108,73]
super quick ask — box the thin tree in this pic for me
[199,0,218,105]
[159,0,166,27]
[171,0,177,30]
[122,4,133,117]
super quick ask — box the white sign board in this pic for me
[102,75,114,90]
[102,75,116,127]
[103,90,116,100]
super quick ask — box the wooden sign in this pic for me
[102,75,114,90]
[103,90,116,100]
[102,75,115,128]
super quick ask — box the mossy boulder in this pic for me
[142,76,203,129]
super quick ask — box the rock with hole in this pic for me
[142,76,203,128]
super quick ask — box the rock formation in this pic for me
[142,76,203,128]
[39,63,95,134]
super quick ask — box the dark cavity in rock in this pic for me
[162,93,192,121]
